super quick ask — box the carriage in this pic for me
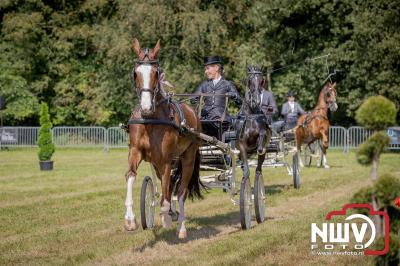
[126,39,336,238]
[138,93,302,230]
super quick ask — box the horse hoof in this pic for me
[324,165,330,169]
[178,229,187,239]
[161,214,172,229]
[124,218,138,231]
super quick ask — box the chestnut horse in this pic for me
[295,81,337,168]
[124,39,202,239]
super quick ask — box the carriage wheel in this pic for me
[140,176,155,229]
[303,145,312,167]
[254,174,266,223]
[240,177,252,229]
[292,153,301,189]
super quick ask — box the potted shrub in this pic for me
[38,102,55,170]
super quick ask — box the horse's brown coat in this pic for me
[295,81,337,165]
[126,39,202,237]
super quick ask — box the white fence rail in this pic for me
[329,126,347,149]
[106,127,128,149]
[0,127,39,147]
[52,127,106,147]
[347,126,374,149]
[0,126,398,151]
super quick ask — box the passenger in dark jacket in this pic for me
[260,89,278,124]
[272,91,306,132]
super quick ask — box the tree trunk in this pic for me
[371,151,382,236]
[370,153,379,181]
[372,193,382,237]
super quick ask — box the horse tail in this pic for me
[170,148,206,200]
[187,148,207,200]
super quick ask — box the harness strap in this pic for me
[302,113,328,128]
[128,118,184,134]
[157,97,187,126]
[170,99,186,126]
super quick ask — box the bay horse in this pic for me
[295,81,337,168]
[236,66,272,180]
[124,39,202,239]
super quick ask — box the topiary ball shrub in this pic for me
[355,96,396,131]
[356,132,390,165]
[38,102,55,161]
[375,174,400,207]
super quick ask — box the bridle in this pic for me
[131,48,161,115]
[246,70,263,111]
[324,86,337,110]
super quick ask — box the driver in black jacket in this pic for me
[191,56,242,125]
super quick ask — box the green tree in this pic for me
[355,96,396,241]
[351,175,400,265]
[356,96,396,180]
[1,0,399,126]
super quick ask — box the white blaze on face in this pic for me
[137,65,153,112]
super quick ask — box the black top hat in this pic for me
[203,56,222,66]
[287,91,297,97]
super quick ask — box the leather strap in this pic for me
[128,118,183,134]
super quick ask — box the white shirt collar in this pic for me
[289,101,295,111]
[213,76,222,86]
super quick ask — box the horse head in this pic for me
[132,38,161,116]
[324,81,338,111]
[245,66,264,111]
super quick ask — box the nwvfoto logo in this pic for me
[310,204,390,256]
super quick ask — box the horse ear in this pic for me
[332,81,337,89]
[261,76,266,88]
[151,39,161,58]
[132,38,141,57]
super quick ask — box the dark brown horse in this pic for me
[236,66,272,179]
[295,81,337,168]
[124,39,202,239]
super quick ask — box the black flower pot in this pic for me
[39,160,53,171]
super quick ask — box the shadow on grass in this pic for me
[133,210,240,251]
[264,184,290,195]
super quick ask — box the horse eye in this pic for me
[326,91,331,97]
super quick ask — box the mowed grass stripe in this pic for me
[96,179,373,266]
[1,149,398,265]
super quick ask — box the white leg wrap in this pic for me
[177,195,187,238]
[160,200,172,228]
[160,200,170,213]
[298,153,304,168]
[178,195,185,223]
[125,175,136,220]
[323,154,330,168]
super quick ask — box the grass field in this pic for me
[1,148,399,265]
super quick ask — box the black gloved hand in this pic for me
[225,92,236,98]
[190,97,199,104]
